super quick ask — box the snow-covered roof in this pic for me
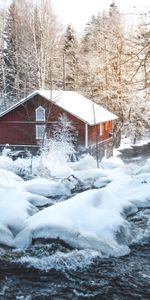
[0,90,118,125]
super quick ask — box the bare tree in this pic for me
[30,0,63,90]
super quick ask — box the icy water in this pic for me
[1,143,150,300]
[1,239,150,299]
[118,142,150,164]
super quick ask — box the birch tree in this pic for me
[4,0,37,102]
[3,0,63,104]
[121,12,150,142]
[31,0,63,90]
[78,2,126,146]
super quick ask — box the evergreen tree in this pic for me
[0,9,7,109]
[4,0,20,101]
[63,24,78,91]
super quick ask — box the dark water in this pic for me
[118,142,150,164]
[1,143,150,300]
[1,240,150,299]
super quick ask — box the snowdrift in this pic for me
[14,189,130,257]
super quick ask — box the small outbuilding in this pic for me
[0,90,118,157]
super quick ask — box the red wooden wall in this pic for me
[88,121,113,146]
[0,95,85,146]
[0,94,113,147]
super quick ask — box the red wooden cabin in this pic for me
[0,90,118,148]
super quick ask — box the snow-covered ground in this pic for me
[116,135,150,151]
[0,145,150,259]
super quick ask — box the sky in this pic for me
[51,0,150,33]
[0,0,150,33]
[0,0,11,9]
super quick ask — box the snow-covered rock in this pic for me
[14,189,130,257]
[21,177,74,197]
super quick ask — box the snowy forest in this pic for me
[0,0,150,142]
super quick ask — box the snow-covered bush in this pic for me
[38,114,77,177]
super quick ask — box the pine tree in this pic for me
[63,24,78,91]
[4,0,20,101]
[0,9,7,109]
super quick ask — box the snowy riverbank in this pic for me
[0,143,150,259]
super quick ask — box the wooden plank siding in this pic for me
[0,95,86,146]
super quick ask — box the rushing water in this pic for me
[1,238,150,299]
[1,143,150,299]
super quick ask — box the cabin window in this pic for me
[100,123,103,136]
[36,106,45,121]
[36,125,45,139]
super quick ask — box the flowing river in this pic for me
[1,143,150,299]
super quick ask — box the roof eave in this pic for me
[0,90,119,124]
[89,116,118,126]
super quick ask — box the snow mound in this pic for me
[69,155,97,170]
[0,168,23,187]
[0,168,41,247]
[14,189,130,257]
[0,225,14,247]
[21,177,74,197]
[0,156,15,172]
[0,195,38,247]
[101,156,124,169]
